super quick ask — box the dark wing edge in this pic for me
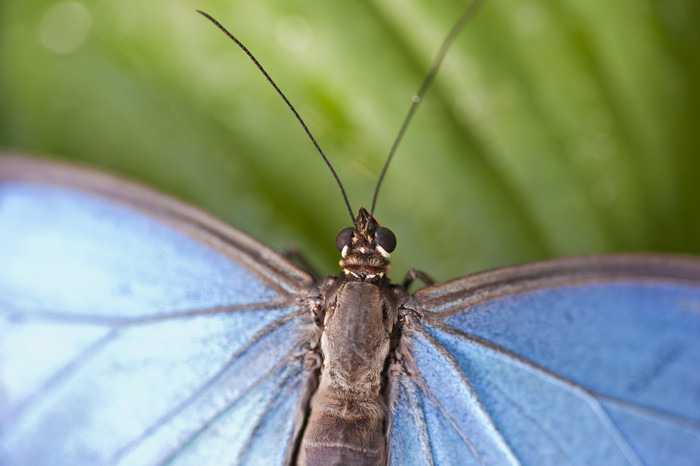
[0,153,314,296]
[389,255,700,465]
[413,254,700,316]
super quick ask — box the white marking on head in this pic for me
[341,245,349,258]
[376,245,390,258]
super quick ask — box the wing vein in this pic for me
[5,329,119,422]
[110,310,310,464]
[412,326,520,465]
[0,298,296,328]
[426,320,700,428]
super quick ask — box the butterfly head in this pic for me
[335,207,396,280]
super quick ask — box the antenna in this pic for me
[196,10,355,223]
[370,0,487,214]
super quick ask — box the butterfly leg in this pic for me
[403,268,435,288]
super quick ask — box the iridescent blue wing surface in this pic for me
[0,155,317,465]
[390,257,700,465]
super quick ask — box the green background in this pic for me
[1,0,699,282]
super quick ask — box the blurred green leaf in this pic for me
[1,0,699,281]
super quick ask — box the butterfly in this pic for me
[2,2,700,465]
[2,157,700,466]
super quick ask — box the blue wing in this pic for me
[0,156,316,465]
[390,257,700,465]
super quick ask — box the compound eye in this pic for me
[374,227,396,253]
[335,227,354,252]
